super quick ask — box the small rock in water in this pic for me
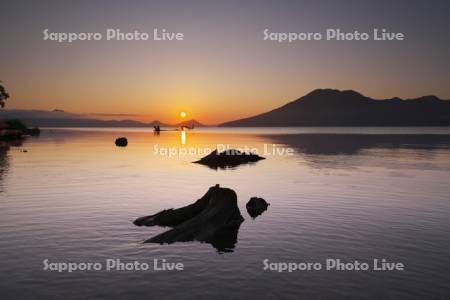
[246,197,269,218]
[193,149,265,169]
[115,137,128,147]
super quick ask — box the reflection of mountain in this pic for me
[222,89,450,126]
[265,134,450,155]
[264,134,450,171]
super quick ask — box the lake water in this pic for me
[1,127,450,299]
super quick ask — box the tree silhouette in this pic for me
[0,81,10,108]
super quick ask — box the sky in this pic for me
[1,0,450,124]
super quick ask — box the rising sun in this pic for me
[180,111,187,118]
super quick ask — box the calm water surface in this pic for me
[1,127,450,299]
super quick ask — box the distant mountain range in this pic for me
[0,109,205,128]
[220,89,450,126]
[2,89,450,127]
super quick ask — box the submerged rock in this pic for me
[134,184,244,252]
[193,149,265,169]
[246,197,269,219]
[115,137,128,147]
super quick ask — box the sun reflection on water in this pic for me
[181,129,186,145]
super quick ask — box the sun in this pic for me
[180,111,187,118]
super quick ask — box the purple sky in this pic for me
[1,0,449,123]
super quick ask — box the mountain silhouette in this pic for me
[174,119,204,127]
[0,110,207,128]
[221,89,450,126]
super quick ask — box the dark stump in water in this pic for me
[115,137,128,147]
[134,184,244,252]
[193,149,265,169]
[246,197,269,219]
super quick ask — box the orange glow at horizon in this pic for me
[3,1,450,127]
